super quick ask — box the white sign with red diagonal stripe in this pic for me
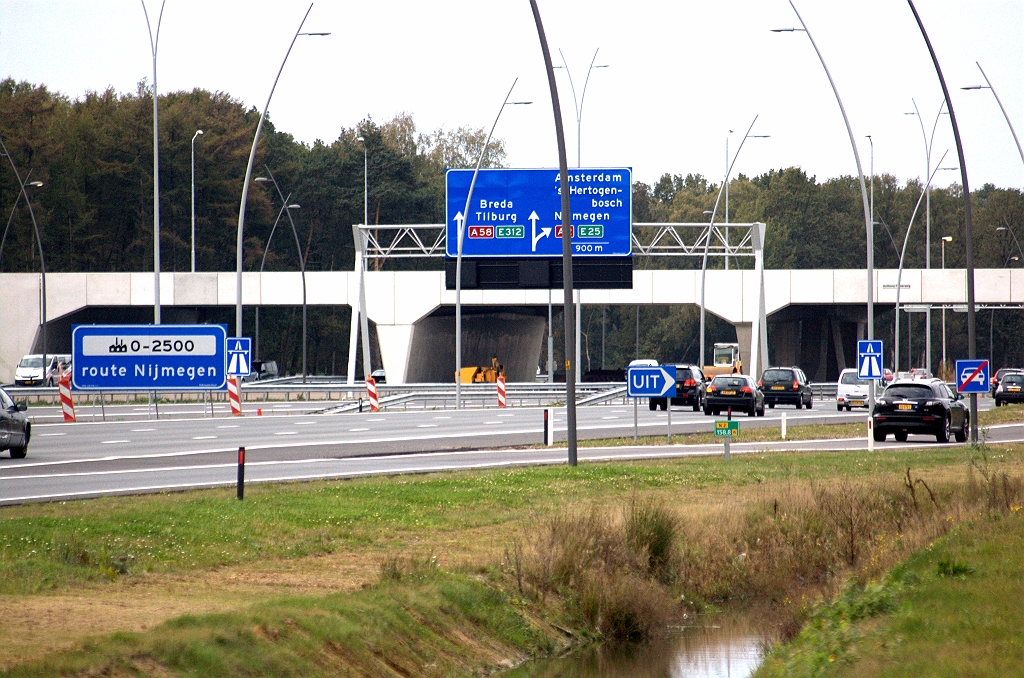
[58,374,76,422]
[956,359,989,394]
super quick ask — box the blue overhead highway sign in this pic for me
[72,324,228,391]
[956,359,989,394]
[627,365,677,398]
[445,168,632,258]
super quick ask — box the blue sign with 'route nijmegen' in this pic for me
[72,324,228,391]
[445,167,632,258]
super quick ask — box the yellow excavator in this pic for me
[703,343,742,377]
[456,357,505,384]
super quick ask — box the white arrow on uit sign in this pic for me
[530,211,551,252]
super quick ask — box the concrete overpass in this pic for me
[2,268,1021,384]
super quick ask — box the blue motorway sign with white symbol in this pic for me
[445,168,632,258]
[227,337,252,376]
[627,365,677,398]
[956,359,989,394]
[72,324,228,391]
[857,340,884,380]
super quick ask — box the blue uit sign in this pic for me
[445,168,632,258]
[627,365,677,398]
[227,337,252,376]
[857,340,884,380]
[956,359,989,394]
[72,324,228,391]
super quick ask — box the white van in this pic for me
[836,368,872,411]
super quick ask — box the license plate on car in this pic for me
[1010,387,1021,392]
[852,400,865,406]
[771,386,785,390]
[723,390,737,396]
[898,403,913,411]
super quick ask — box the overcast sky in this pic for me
[1,0,1022,191]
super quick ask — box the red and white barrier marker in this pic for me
[497,375,507,408]
[58,374,75,422]
[227,374,242,416]
[366,376,380,412]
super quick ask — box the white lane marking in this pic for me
[496,414,515,417]
[192,436,217,440]
[485,421,502,424]
[602,416,619,420]
[100,440,130,444]
[367,418,385,422]
[216,425,239,429]
[274,431,298,436]
[296,421,317,426]
[349,428,369,432]
[131,428,156,432]
[433,416,451,420]
[417,424,438,428]
[39,433,66,437]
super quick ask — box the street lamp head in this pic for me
[770,27,804,32]
[299,32,331,36]
[961,85,988,90]
[26,181,43,188]
[196,129,204,136]
[287,204,301,210]
[997,227,1008,232]
[254,177,270,183]
[356,136,365,143]
[942,236,953,242]
[703,210,714,215]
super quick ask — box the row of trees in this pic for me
[2,77,1023,374]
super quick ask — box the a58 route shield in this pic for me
[445,167,632,258]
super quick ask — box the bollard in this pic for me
[781,412,787,440]
[724,407,731,461]
[237,446,246,501]
[667,401,672,444]
[543,408,550,446]
[868,416,874,452]
[544,407,555,446]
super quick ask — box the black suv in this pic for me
[758,367,813,409]
[872,378,969,443]
[649,364,706,412]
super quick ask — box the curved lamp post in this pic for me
[962,63,1024,169]
[141,0,165,323]
[0,170,40,268]
[234,3,327,338]
[0,137,47,374]
[256,168,307,383]
[773,0,875,402]
[997,225,1024,261]
[191,129,203,272]
[894,150,948,373]
[454,79,530,409]
[907,0,978,442]
[698,116,765,368]
[254,193,300,364]
[554,48,607,383]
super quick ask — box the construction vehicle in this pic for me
[456,357,505,384]
[703,342,742,377]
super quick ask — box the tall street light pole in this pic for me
[997,225,1024,261]
[141,0,165,324]
[256,168,307,383]
[941,236,952,373]
[191,129,203,272]
[699,118,764,369]
[554,48,607,384]
[962,63,1024,170]
[346,136,372,385]
[905,99,948,373]
[907,0,978,443]
[773,1,874,407]
[530,0,578,466]
[725,130,733,270]
[234,3,327,338]
[1,138,47,375]
[455,80,531,409]
[255,195,299,361]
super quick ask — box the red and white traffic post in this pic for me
[227,374,242,416]
[58,373,75,422]
[497,375,507,408]
[366,376,380,412]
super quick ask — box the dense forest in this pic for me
[2,78,1023,375]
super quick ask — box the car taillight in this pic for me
[793,380,799,390]
[706,385,715,393]
[683,379,696,387]
[757,379,763,387]
[741,386,752,393]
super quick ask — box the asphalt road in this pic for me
[0,400,1006,505]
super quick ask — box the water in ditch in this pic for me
[505,615,778,678]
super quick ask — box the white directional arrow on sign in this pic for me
[453,211,465,231]
[530,211,551,252]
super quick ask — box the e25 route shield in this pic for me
[445,168,632,258]
[72,324,228,391]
